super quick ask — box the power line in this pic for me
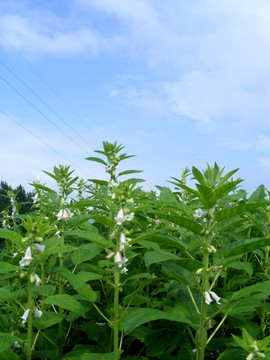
[0,74,91,155]
[0,59,95,151]
[0,32,101,141]
[0,110,91,177]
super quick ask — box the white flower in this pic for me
[114,251,122,267]
[34,309,43,318]
[14,341,21,348]
[204,292,213,305]
[247,354,254,360]
[19,247,33,267]
[114,251,128,268]
[265,195,270,201]
[114,209,125,225]
[119,233,130,251]
[105,251,115,259]
[106,163,113,172]
[12,252,18,258]
[33,243,45,253]
[125,212,134,221]
[209,291,222,304]
[121,267,128,274]
[57,209,73,221]
[32,193,39,203]
[21,309,30,324]
[34,274,42,286]
[194,209,207,219]
[108,179,118,188]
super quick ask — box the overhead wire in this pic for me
[0,32,101,140]
[0,58,95,151]
[0,74,91,155]
[0,110,91,177]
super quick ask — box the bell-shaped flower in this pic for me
[125,212,134,221]
[121,267,128,274]
[119,233,130,251]
[19,247,33,267]
[114,251,123,268]
[209,291,221,304]
[34,274,42,286]
[194,208,207,219]
[32,193,39,204]
[57,209,73,221]
[204,291,213,305]
[34,309,43,318]
[114,209,125,225]
[21,309,30,324]
[33,243,45,253]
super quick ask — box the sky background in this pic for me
[0,0,269,194]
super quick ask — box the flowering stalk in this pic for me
[26,262,33,360]
[197,217,211,360]
[114,231,120,360]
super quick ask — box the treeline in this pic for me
[0,181,33,215]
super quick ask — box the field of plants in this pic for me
[0,141,269,360]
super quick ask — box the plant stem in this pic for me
[114,263,120,360]
[27,263,33,360]
[197,246,209,360]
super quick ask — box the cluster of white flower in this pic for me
[204,291,221,305]
[21,308,42,324]
[114,232,131,274]
[57,209,73,221]
[114,209,134,226]
[10,195,18,217]
[113,209,134,274]
[19,244,45,268]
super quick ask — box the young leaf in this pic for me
[85,157,107,166]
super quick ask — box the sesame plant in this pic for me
[0,141,269,360]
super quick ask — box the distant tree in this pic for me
[0,181,33,215]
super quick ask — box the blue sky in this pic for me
[0,0,269,194]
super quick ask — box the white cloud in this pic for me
[0,13,110,55]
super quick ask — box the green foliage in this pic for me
[0,142,269,360]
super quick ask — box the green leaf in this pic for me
[77,284,97,302]
[123,306,194,334]
[68,230,114,248]
[196,184,217,209]
[0,229,23,248]
[85,157,107,166]
[192,166,207,186]
[42,294,85,316]
[32,312,65,329]
[0,288,18,299]
[55,268,102,290]
[162,262,194,286]
[226,261,253,276]
[215,203,266,221]
[0,262,20,273]
[43,245,78,256]
[135,232,186,251]
[89,215,115,228]
[232,334,250,352]
[214,180,243,200]
[222,238,270,258]
[0,333,21,353]
[71,243,103,265]
[149,212,203,234]
[118,170,143,176]
[232,280,270,300]
[144,250,179,267]
[88,179,108,186]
